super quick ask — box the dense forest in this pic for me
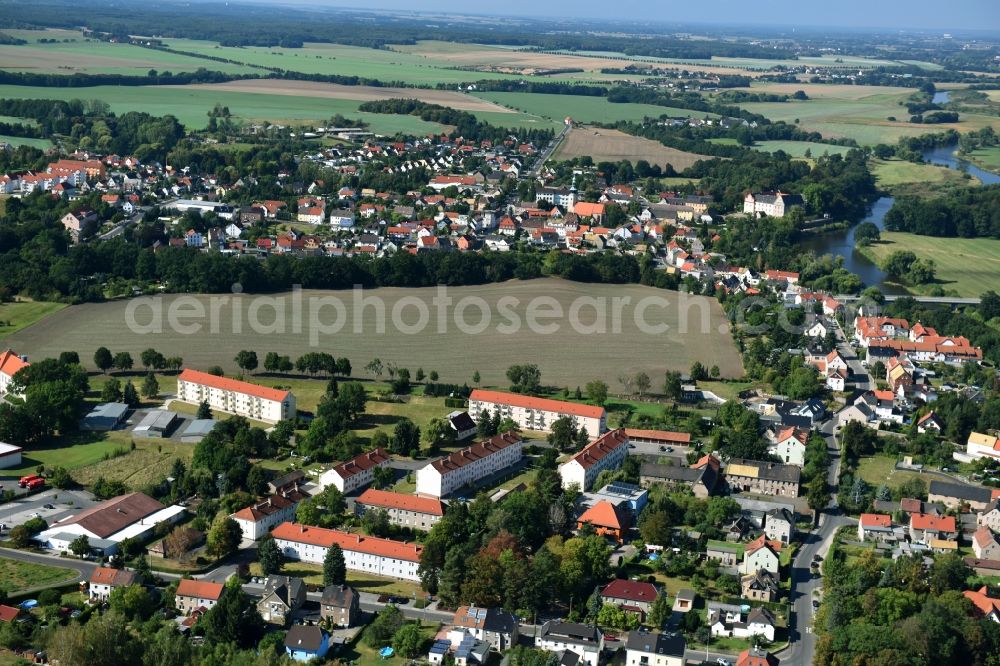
[884,185,1000,238]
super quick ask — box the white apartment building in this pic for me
[559,429,630,491]
[231,489,308,541]
[355,488,445,531]
[468,389,606,438]
[176,368,296,424]
[319,448,392,494]
[415,431,523,498]
[271,522,423,581]
[0,349,28,398]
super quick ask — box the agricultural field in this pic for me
[0,299,67,339]
[741,90,1000,146]
[473,91,714,124]
[0,134,53,149]
[859,232,1000,297]
[752,140,855,158]
[0,558,77,594]
[0,30,256,76]
[870,158,979,197]
[744,82,914,100]
[554,127,710,170]
[4,279,744,388]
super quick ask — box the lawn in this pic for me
[964,146,1000,174]
[473,92,715,124]
[249,561,423,599]
[351,395,455,447]
[340,621,440,666]
[753,140,854,158]
[68,437,195,489]
[859,232,1000,297]
[0,134,52,149]
[0,300,67,339]
[871,158,979,197]
[0,557,77,593]
[2,429,141,476]
[854,454,927,491]
[6,280,742,389]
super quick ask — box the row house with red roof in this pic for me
[416,431,524,498]
[319,448,392,494]
[354,488,445,531]
[176,368,296,424]
[271,522,423,581]
[559,429,630,491]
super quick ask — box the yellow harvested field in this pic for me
[746,82,913,100]
[172,79,513,113]
[554,127,709,170]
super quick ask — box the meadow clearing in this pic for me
[553,127,710,169]
[0,558,77,594]
[473,91,716,124]
[859,232,1000,297]
[0,299,67,339]
[870,158,979,196]
[4,280,744,387]
[752,140,855,158]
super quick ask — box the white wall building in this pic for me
[415,431,523,498]
[0,442,23,470]
[468,389,606,438]
[271,522,422,581]
[0,349,28,399]
[558,429,630,491]
[319,448,392,494]
[231,490,307,541]
[535,621,604,666]
[624,631,685,666]
[176,368,296,424]
[355,489,445,531]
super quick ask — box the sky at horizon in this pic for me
[267,0,1000,33]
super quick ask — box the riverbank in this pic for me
[871,157,979,198]
[961,145,1000,176]
[857,232,1000,298]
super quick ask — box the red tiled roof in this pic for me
[964,586,1000,618]
[231,494,297,522]
[622,429,691,445]
[601,579,658,603]
[357,489,445,516]
[860,513,892,528]
[178,368,290,402]
[910,513,956,532]
[470,389,605,419]
[776,426,808,445]
[974,527,999,549]
[430,431,522,474]
[745,533,782,555]
[0,350,28,378]
[271,522,423,561]
[89,567,136,587]
[0,605,19,623]
[176,579,223,601]
[578,500,627,529]
[568,429,629,470]
[331,448,391,481]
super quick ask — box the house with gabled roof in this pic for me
[175,579,224,615]
[964,586,1000,622]
[88,566,137,602]
[416,431,523,498]
[739,534,782,575]
[858,513,897,543]
[973,527,1000,560]
[258,575,306,625]
[768,426,809,466]
[600,579,659,617]
[741,569,780,602]
[577,500,630,543]
[909,513,958,544]
[559,429,630,491]
[0,349,28,398]
[355,488,445,531]
[319,448,391,494]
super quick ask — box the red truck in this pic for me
[18,475,41,488]
[27,478,45,490]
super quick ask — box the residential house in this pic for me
[577,500,630,543]
[0,349,29,398]
[768,426,809,466]
[258,576,305,625]
[965,587,1000,623]
[929,480,996,511]
[355,489,445,531]
[535,621,604,666]
[451,606,519,651]
[706,541,742,567]
[639,454,720,498]
[979,499,1000,532]
[448,411,477,441]
[177,368,296,424]
[0,605,20,624]
[737,647,781,666]
[285,625,330,662]
[917,411,944,434]
[858,514,896,543]
[965,432,1000,463]
[469,389,607,439]
[319,448,392,494]
[725,459,801,498]
[624,631,685,666]
[271,522,423,581]
[743,191,803,218]
[231,490,308,542]
[175,579,224,615]
[708,603,776,642]
[909,513,958,544]
[416,431,523,498]
[740,534,782,575]
[741,569,780,602]
[87,567,137,603]
[559,429,630,491]
[764,508,795,544]
[600,579,659,619]
[973,528,1000,560]
[321,584,360,627]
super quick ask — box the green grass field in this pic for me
[473,91,715,123]
[860,232,1000,297]
[871,158,979,196]
[964,146,1000,174]
[1,429,144,476]
[753,140,854,158]
[0,557,77,593]
[855,454,926,490]
[68,437,196,489]
[0,300,67,339]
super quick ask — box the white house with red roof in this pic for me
[319,448,391,494]
[739,534,781,575]
[973,527,1000,560]
[176,368,296,424]
[857,513,896,543]
[354,488,445,531]
[415,431,523,498]
[964,586,1000,623]
[468,389,607,439]
[558,429,630,491]
[175,579,224,615]
[0,349,29,398]
[768,426,809,466]
[231,488,309,541]
[271,522,423,580]
[88,567,137,602]
[909,513,958,544]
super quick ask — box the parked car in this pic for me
[43,504,55,510]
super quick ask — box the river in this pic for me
[799,143,999,292]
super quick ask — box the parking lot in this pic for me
[0,487,99,531]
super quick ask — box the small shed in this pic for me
[180,419,217,443]
[133,411,179,438]
[80,403,129,431]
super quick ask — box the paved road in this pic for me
[525,124,570,177]
[0,545,98,595]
